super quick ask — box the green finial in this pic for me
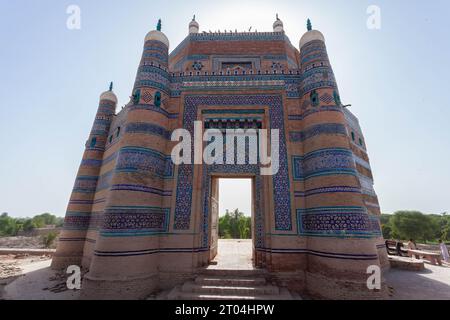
[307,18,312,31]
[109,82,113,92]
[157,19,162,31]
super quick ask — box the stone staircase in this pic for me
[163,269,299,300]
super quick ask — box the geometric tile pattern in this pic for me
[174,94,292,231]
[320,92,333,104]
[294,185,361,198]
[125,122,172,140]
[289,123,347,143]
[100,206,170,236]
[292,148,357,181]
[72,176,99,193]
[297,206,374,238]
[115,146,174,178]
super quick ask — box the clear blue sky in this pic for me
[0,0,449,217]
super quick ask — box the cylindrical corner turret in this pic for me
[132,19,170,107]
[52,84,117,270]
[296,20,386,299]
[81,21,173,299]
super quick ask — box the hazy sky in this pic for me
[0,0,449,217]
[219,179,252,217]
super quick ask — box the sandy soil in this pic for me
[0,253,80,300]
[0,254,53,299]
[0,236,57,249]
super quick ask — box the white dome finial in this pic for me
[144,19,170,47]
[100,82,117,103]
[189,15,199,34]
[299,19,325,48]
[273,14,284,32]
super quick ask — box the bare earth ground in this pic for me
[0,254,80,300]
[1,237,450,300]
[0,236,53,249]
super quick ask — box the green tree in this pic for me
[438,213,450,241]
[0,213,18,236]
[230,209,242,239]
[218,209,251,239]
[382,224,392,240]
[237,215,251,239]
[380,214,392,225]
[31,216,46,228]
[42,231,58,248]
[380,214,393,239]
[0,212,63,238]
[390,211,434,242]
[34,213,58,226]
[219,210,232,239]
[55,217,65,227]
[22,219,37,232]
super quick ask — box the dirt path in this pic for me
[0,254,80,300]
[0,254,53,299]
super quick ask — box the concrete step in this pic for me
[195,276,267,287]
[167,287,294,300]
[201,268,267,277]
[182,281,280,295]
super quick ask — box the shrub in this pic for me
[42,231,58,248]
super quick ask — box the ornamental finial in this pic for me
[109,82,113,91]
[193,14,196,21]
[157,19,162,31]
[307,18,312,31]
[276,13,279,21]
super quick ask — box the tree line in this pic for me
[219,209,251,239]
[381,211,450,243]
[0,212,64,237]
[3,210,449,244]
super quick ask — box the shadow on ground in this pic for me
[1,259,79,300]
[385,263,450,300]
